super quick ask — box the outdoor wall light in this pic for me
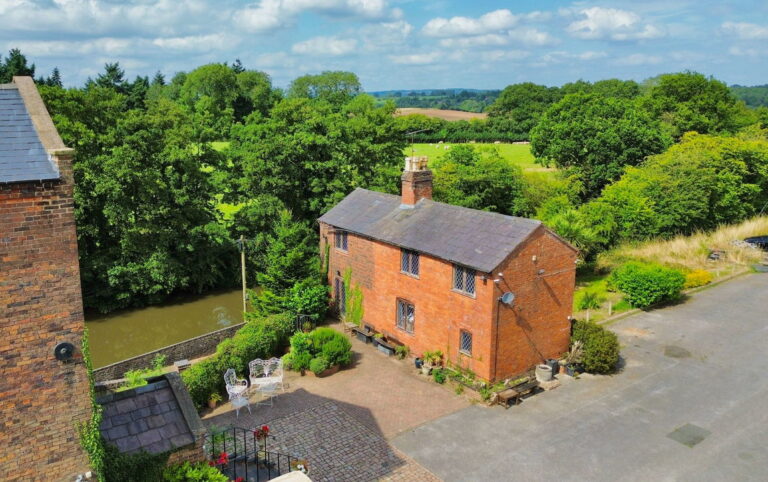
[54,342,75,362]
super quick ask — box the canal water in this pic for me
[86,289,243,368]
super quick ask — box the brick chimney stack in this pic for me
[401,156,432,206]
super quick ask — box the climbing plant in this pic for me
[77,328,106,480]
[342,268,364,326]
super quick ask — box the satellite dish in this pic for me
[500,292,515,306]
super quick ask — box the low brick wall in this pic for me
[94,322,244,382]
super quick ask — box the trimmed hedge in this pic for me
[610,262,685,308]
[572,320,620,374]
[181,313,293,408]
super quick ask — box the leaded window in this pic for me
[334,231,348,251]
[459,330,472,355]
[396,299,415,334]
[401,249,419,276]
[335,277,346,314]
[452,265,476,296]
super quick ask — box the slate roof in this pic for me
[318,188,543,273]
[98,374,202,455]
[0,83,59,183]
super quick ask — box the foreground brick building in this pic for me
[0,77,91,479]
[319,156,577,382]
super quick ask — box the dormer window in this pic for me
[453,265,476,296]
[334,230,348,251]
[401,249,419,276]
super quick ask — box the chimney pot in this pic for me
[401,156,432,206]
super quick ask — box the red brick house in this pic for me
[318,156,578,382]
[0,77,91,480]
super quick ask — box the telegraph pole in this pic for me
[238,235,247,313]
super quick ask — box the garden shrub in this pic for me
[285,327,353,372]
[309,357,329,375]
[321,337,353,366]
[609,262,685,308]
[284,277,329,322]
[181,313,294,407]
[163,461,228,481]
[432,368,446,384]
[684,269,714,289]
[571,320,620,374]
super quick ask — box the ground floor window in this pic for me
[459,330,472,355]
[396,299,415,334]
[335,277,346,314]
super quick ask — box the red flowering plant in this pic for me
[233,478,245,482]
[209,452,229,466]
[253,425,270,440]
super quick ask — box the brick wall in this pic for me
[320,222,577,382]
[0,153,92,480]
[93,322,245,382]
[492,227,577,380]
[321,222,496,380]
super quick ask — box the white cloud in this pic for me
[507,27,558,46]
[292,36,358,56]
[152,34,230,52]
[439,34,508,48]
[721,21,768,40]
[0,0,214,37]
[566,7,664,41]
[728,46,766,58]
[538,50,607,65]
[388,52,442,65]
[359,20,413,49]
[423,9,518,37]
[479,50,530,62]
[235,0,398,33]
[616,53,663,65]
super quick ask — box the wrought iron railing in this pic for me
[204,426,303,481]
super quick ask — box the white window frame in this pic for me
[400,249,420,277]
[452,264,476,297]
[334,231,348,252]
[396,299,415,334]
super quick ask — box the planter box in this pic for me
[376,340,395,356]
[309,364,340,378]
[352,327,373,344]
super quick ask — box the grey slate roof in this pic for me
[0,84,59,183]
[98,376,199,455]
[318,188,542,273]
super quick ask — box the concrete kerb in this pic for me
[596,268,751,327]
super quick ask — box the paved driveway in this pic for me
[393,273,768,482]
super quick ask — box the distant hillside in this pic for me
[394,108,488,121]
[370,88,500,113]
[730,84,768,107]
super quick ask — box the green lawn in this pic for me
[404,143,550,173]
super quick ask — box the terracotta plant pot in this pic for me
[208,399,218,409]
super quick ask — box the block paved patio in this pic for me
[202,323,469,480]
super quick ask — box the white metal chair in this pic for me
[224,368,250,417]
[249,357,284,392]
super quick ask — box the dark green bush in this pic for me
[432,368,446,384]
[286,327,352,372]
[321,337,353,366]
[309,357,329,375]
[571,320,620,374]
[284,277,329,322]
[181,313,293,407]
[163,461,228,481]
[610,262,685,308]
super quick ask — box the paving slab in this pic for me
[393,273,768,482]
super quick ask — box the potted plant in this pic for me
[414,357,423,369]
[208,392,222,409]
[395,345,410,360]
[290,459,309,475]
[422,350,443,375]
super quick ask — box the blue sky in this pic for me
[1,0,767,90]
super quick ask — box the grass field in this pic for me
[394,108,488,121]
[405,142,549,172]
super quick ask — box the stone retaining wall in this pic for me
[94,322,244,382]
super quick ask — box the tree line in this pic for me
[3,47,767,313]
